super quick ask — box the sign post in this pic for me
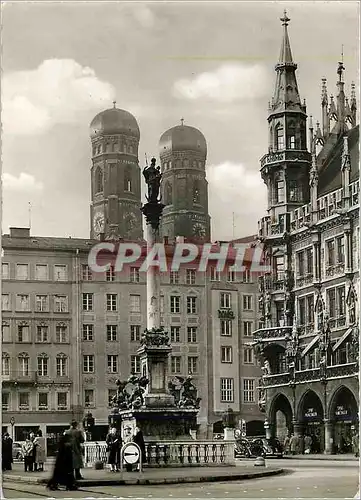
[10,417,15,442]
[120,442,142,474]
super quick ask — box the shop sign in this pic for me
[304,407,318,419]
[335,405,348,417]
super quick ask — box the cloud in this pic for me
[2,172,44,192]
[207,161,266,239]
[173,64,270,103]
[2,59,116,135]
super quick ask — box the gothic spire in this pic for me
[278,10,294,65]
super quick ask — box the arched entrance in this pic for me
[298,390,324,453]
[329,386,358,454]
[269,393,293,442]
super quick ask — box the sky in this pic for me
[1,1,359,241]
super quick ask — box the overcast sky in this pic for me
[1,1,359,240]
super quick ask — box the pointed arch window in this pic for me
[193,180,200,204]
[2,353,10,376]
[18,352,29,376]
[56,353,68,377]
[276,125,284,150]
[37,353,49,377]
[124,167,132,192]
[95,167,103,194]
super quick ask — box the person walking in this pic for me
[283,435,290,455]
[2,432,13,471]
[64,420,85,480]
[352,433,359,458]
[304,434,312,454]
[289,434,297,455]
[47,432,77,491]
[106,427,121,472]
[22,435,34,472]
[33,430,46,472]
[133,426,146,469]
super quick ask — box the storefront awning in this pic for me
[301,335,320,357]
[332,327,353,352]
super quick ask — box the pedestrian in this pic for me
[289,434,297,455]
[47,432,77,491]
[64,420,85,480]
[2,432,13,471]
[352,433,359,458]
[106,427,121,472]
[33,430,46,472]
[304,434,312,454]
[133,426,146,469]
[283,435,290,455]
[22,434,34,472]
[298,434,304,454]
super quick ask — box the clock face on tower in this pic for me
[93,210,105,234]
[192,222,206,238]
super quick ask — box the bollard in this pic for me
[254,456,265,467]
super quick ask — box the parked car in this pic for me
[235,436,283,458]
[12,442,24,460]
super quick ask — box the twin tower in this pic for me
[89,105,211,243]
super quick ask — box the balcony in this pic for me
[2,371,38,385]
[295,274,314,288]
[254,326,292,341]
[326,362,357,379]
[298,323,315,336]
[260,150,311,169]
[328,316,347,330]
[218,308,235,320]
[264,372,290,387]
[325,263,345,278]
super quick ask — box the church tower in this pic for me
[261,11,311,223]
[89,103,143,240]
[159,121,211,242]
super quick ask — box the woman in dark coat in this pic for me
[133,427,146,468]
[106,427,121,472]
[47,433,77,491]
[2,433,13,471]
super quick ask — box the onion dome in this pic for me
[90,104,140,139]
[159,123,207,155]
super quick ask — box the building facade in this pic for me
[255,13,359,454]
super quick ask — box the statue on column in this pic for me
[143,157,162,203]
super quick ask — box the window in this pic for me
[170,271,179,284]
[288,131,296,149]
[131,355,141,374]
[83,293,93,311]
[16,294,29,311]
[124,168,132,191]
[82,264,92,281]
[2,294,10,311]
[2,263,9,279]
[220,378,234,402]
[16,264,28,280]
[36,295,49,312]
[188,356,198,374]
[35,264,48,280]
[130,325,141,342]
[107,324,117,341]
[187,326,197,343]
[107,355,118,373]
[258,321,265,330]
[170,296,180,314]
[276,180,285,203]
[83,355,94,373]
[326,288,336,318]
[56,355,67,376]
[221,346,232,363]
[84,389,95,408]
[106,294,117,312]
[243,295,252,310]
[227,267,236,282]
[243,321,253,337]
[327,240,335,267]
[297,252,304,276]
[56,324,67,343]
[37,392,47,410]
[243,269,251,283]
[37,355,48,377]
[288,180,301,202]
[171,356,181,374]
[54,265,67,281]
[54,295,68,313]
[299,295,314,325]
[243,379,255,403]
[130,294,141,313]
[336,236,345,264]
[18,324,30,343]
[36,325,48,342]
[18,354,29,376]
[274,255,284,280]
[57,392,68,409]
[2,323,11,342]
[220,292,231,309]
[187,296,197,314]
[83,324,94,341]
[210,267,221,281]
[186,269,196,285]
[95,167,103,193]
[306,248,313,274]
[338,286,346,316]
[106,266,115,282]
[276,126,284,150]
[130,267,140,283]
[2,392,10,410]
[19,392,30,409]
[108,389,116,407]
[170,326,180,343]
[2,354,10,376]
[243,348,254,364]
[220,319,232,336]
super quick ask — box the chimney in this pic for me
[9,227,30,238]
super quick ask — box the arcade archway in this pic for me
[269,393,293,441]
[298,390,324,453]
[328,385,358,454]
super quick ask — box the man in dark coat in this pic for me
[133,426,146,468]
[2,432,13,471]
[64,420,85,480]
[47,433,77,491]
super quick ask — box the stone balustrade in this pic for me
[83,440,235,468]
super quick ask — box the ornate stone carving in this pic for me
[168,376,201,409]
[111,375,149,410]
[140,326,170,348]
[84,377,94,384]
